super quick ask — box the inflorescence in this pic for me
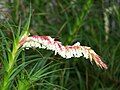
[21,35,108,69]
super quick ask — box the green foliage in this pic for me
[0,0,120,90]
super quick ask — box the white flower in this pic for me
[22,35,108,69]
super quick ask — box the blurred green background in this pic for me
[0,0,120,90]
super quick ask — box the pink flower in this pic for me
[19,32,28,48]
[22,35,108,69]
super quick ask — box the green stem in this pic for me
[2,46,18,90]
[66,0,92,44]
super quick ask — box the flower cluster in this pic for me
[22,35,108,69]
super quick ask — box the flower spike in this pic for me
[22,35,108,69]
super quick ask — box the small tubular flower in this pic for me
[22,35,108,69]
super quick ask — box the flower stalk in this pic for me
[2,32,28,90]
[1,13,31,90]
[22,35,108,69]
